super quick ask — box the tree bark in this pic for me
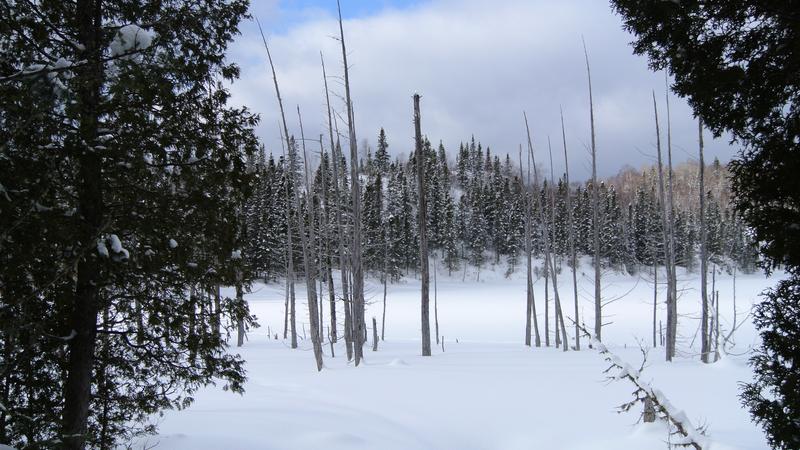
[699,118,710,363]
[665,86,678,361]
[520,146,540,347]
[652,91,675,361]
[525,113,568,351]
[296,107,324,371]
[583,40,603,341]
[414,94,432,356]
[256,21,298,350]
[561,110,580,350]
[337,0,365,365]
[321,53,349,355]
[62,1,103,447]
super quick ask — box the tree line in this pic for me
[242,131,757,286]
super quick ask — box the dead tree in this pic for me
[583,39,603,341]
[258,21,298,349]
[652,91,676,361]
[434,254,440,345]
[574,321,707,449]
[548,137,569,350]
[699,118,710,363]
[415,94,432,356]
[525,112,568,351]
[318,135,337,347]
[560,110,580,350]
[297,106,324,371]
[337,0,365,365]
[665,84,678,361]
[520,145,541,347]
[257,20,319,367]
[372,317,378,352]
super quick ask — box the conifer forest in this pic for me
[1,1,797,450]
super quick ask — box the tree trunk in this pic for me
[321,53,349,356]
[236,271,245,347]
[665,86,678,361]
[525,113,568,351]
[520,146,540,347]
[583,40,603,341]
[297,106,324,371]
[372,317,378,352]
[414,94,432,357]
[337,0,365,365]
[699,118,710,363]
[256,21,298,350]
[62,1,103,447]
[652,91,675,361]
[434,255,440,345]
[382,246,388,341]
[561,111,580,350]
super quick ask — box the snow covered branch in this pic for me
[574,321,708,449]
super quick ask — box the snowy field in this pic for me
[132,261,777,450]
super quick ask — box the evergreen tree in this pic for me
[0,1,257,447]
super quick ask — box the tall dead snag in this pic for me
[258,20,297,349]
[319,54,339,346]
[297,107,324,371]
[322,52,352,358]
[583,39,603,341]
[525,113,568,351]
[520,145,541,347]
[337,0,365,365]
[665,85,678,361]
[561,110,580,350]
[415,94,432,356]
[318,135,337,348]
[699,118,710,363]
[652,91,675,362]
[434,255,440,345]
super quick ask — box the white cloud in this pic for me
[227,0,737,179]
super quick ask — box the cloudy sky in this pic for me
[226,0,737,180]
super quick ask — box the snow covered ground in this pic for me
[132,260,776,450]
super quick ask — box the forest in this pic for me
[0,1,796,449]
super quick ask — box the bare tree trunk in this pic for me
[414,94,432,357]
[337,0,365,365]
[525,113,568,351]
[382,243,388,341]
[520,146,541,347]
[699,118,710,363]
[652,241,658,348]
[283,280,289,340]
[583,39,603,341]
[665,85,678,361]
[296,106,324,371]
[321,53,349,355]
[561,110,580,350]
[372,317,378,351]
[257,20,298,350]
[545,252,550,347]
[318,135,338,345]
[434,255,440,345]
[652,91,675,361]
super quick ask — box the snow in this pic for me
[109,24,155,57]
[97,240,109,258]
[108,234,123,253]
[168,238,178,249]
[130,261,777,450]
